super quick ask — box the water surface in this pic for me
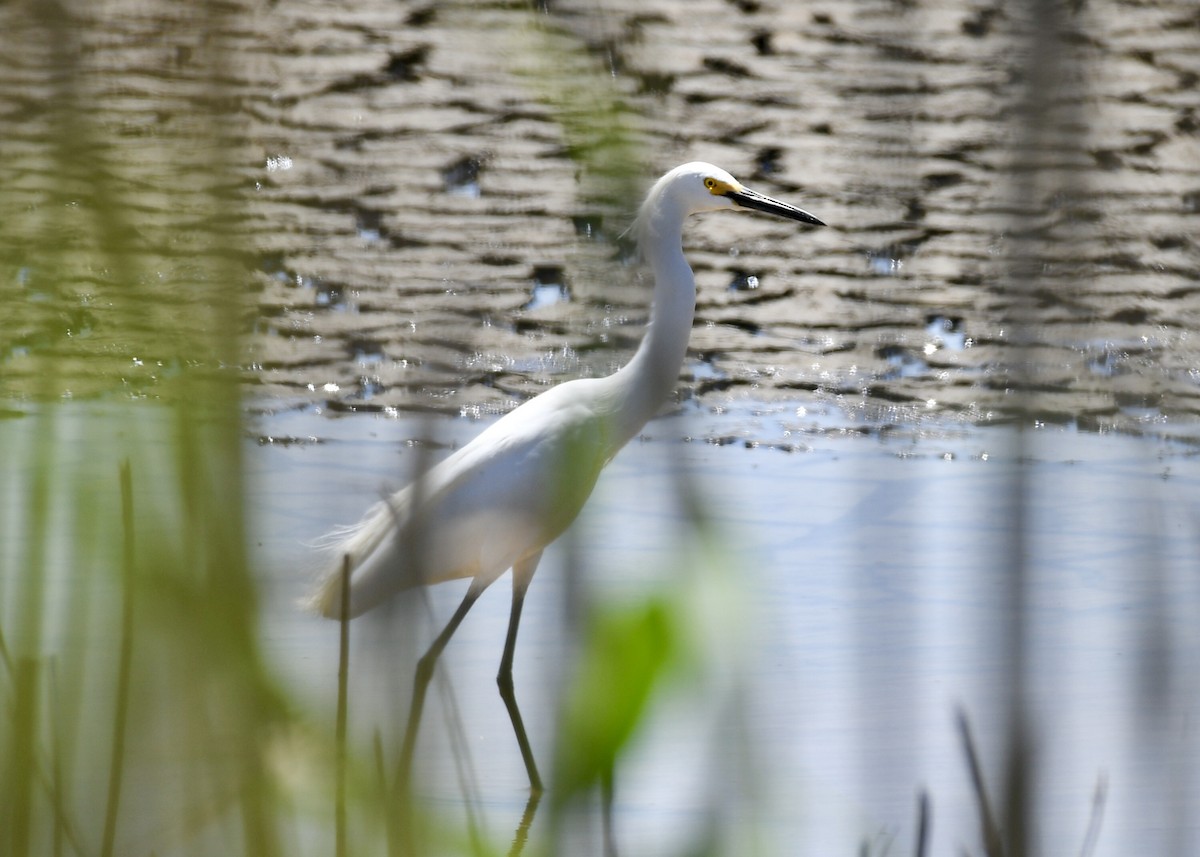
[251,403,1200,856]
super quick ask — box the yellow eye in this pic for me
[704,177,716,190]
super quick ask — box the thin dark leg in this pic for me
[397,583,483,790]
[498,556,544,792]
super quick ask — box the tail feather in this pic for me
[303,496,405,619]
[303,559,347,618]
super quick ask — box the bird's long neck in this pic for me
[604,204,695,447]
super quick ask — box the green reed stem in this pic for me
[100,460,136,857]
[336,555,351,857]
[958,708,1003,857]
[9,656,39,857]
[49,659,63,857]
[0,623,11,681]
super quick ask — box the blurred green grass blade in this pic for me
[551,597,677,806]
[512,7,645,222]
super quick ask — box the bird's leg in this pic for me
[397,581,483,791]
[498,552,544,792]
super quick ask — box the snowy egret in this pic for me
[308,161,823,791]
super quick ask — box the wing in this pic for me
[308,380,615,618]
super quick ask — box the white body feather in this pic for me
[309,379,617,617]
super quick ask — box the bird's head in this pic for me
[657,161,825,226]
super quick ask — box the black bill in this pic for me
[726,187,825,227]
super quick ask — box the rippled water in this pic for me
[2,0,1198,437]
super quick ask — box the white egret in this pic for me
[308,161,823,791]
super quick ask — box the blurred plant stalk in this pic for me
[0,2,284,854]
